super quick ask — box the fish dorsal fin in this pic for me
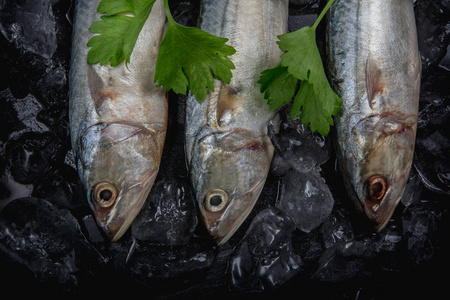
[365,54,385,109]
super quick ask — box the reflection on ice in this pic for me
[403,200,441,266]
[0,0,57,59]
[321,209,354,249]
[0,169,33,211]
[277,168,334,233]
[415,105,450,194]
[312,240,373,283]
[229,207,302,293]
[131,177,197,246]
[0,197,104,289]
[270,110,330,174]
[401,174,423,208]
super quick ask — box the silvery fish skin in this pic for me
[185,0,289,245]
[327,0,421,230]
[69,0,167,241]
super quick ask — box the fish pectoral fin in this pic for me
[365,53,385,109]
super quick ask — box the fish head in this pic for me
[191,129,274,245]
[76,122,165,241]
[351,113,416,230]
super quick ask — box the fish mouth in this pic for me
[78,121,166,241]
[361,175,409,232]
[353,112,416,231]
[201,179,266,246]
[362,191,399,232]
[92,167,157,242]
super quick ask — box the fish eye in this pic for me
[204,189,229,212]
[366,175,387,201]
[93,182,118,208]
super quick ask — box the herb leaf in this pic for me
[87,0,156,66]
[258,63,297,111]
[277,26,323,84]
[291,80,341,135]
[154,19,236,103]
[258,0,341,136]
[87,0,236,103]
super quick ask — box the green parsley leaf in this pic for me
[154,0,236,103]
[257,63,297,111]
[258,0,341,136]
[87,0,156,66]
[87,0,236,103]
[277,26,323,84]
[291,80,342,136]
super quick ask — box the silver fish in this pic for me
[69,0,167,241]
[185,0,289,245]
[327,0,421,230]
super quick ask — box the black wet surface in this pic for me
[1,0,449,298]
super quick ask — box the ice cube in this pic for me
[1,89,49,139]
[415,0,450,70]
[277,168,334,232]
[0,197,104,289]
[131,177,198,246]
[402,200,441,266]
[321,209,354,249]
[269,108,330,174]
[5,131,65,184]
[229,207,303,293]
[414,130,450,194]
[0,169,33,211]
[400,173,423,209]
[374,221,403,254]
[439,44,450,71]
[126,238,216,293]
[0,0,57,59]
[312,239,373,283]
[31,164,86,212]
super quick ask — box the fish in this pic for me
[185,0,289,245]
[327,0,421,230]
[69,0,167,241]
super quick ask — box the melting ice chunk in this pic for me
[312,239,373,283]
[414,130,450,195]
[402,201,441,266]
[269,109,330,174]
[321,209,354,249]
[0,197,104,288]
[0,0,57,59]
[126,238,216,292]
[0,169,33,211]
[229,207,302,293]
[277,168,334,232]
[131,177,198,246]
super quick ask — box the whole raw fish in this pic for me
[185,0,289,245]
[69,0,167,241]
[327,0,421,230]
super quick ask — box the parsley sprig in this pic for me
[87,0,157,66]
[258,0,342,136]
[87,0,236,103]
[155,0,236,103]
[86,0,341,134]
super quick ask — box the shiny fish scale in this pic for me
[185,0,289,245]
[327,0,421,230]
[69,0,167,241]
